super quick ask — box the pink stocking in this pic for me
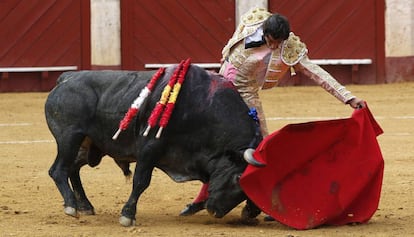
[193,183,209,203]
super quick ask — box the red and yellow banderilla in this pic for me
[156,58,191,138]
[143,58,191,138]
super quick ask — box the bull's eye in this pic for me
[235,174,241,183]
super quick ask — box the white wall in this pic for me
[385,0,414,57]
[91,0,121,66]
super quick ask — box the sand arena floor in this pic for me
[0,81,413,236]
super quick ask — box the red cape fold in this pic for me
[240,104,384,230]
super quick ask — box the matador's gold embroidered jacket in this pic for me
[219,8,356,136]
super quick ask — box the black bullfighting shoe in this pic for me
[179,201,206,216]
[263,215,275,221]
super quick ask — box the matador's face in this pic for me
[264,35,283,50]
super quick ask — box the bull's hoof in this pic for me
[242,217,259,225]
[119,216,136,227]
[241,204,261,219]
[64,206,79,218]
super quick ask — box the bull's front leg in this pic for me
[240,199,262,225]
[241,199,261,219]
[119,164,154,227]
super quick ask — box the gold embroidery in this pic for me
[290,66,296,76]
[241,8,271,26]
[281,32,308,66]
[264,50,289,84]
[299,56,355,103]
[221,8,271,60]
[227,43,250,69]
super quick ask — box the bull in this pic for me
[45,64,263,226]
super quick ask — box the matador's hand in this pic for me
[347,97,365,109]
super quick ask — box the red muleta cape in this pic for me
[240,104,384,230]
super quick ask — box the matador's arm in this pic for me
[295,56,356,104]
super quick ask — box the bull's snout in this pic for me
[205,202,227,218]
[207,208,225,218]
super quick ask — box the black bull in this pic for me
[45,65,264,226]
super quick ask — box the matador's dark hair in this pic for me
[263,13,290,40]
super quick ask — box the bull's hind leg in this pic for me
[49,132,85,217]
[69,146,95,215]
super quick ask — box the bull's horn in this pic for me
[243,148,265,167]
